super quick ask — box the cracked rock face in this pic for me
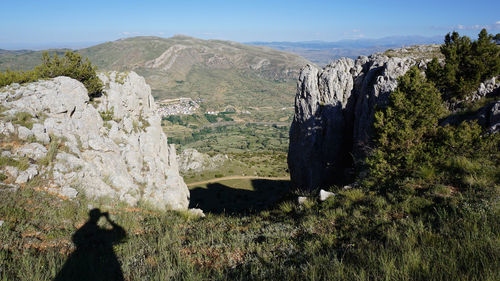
[0,72,189,210]
[288,54,417,191]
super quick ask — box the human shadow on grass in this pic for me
[189,179,291,215]
[54,208,126,281]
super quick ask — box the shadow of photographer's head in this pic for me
[88,208,103,223]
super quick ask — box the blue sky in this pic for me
[1,0,499,49]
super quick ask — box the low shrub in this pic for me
[0,51,103,98]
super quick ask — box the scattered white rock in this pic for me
[0,183,19,193]
[31,123,50,144]
[17,126,33,140]
[48,186,79,199]
[319,189,335,201]
[3,166,19,178]
[15,165,38,184]
[178,148,228,173]
[297,196,308,205]
[0,122,15,135]
[0,220,4,227]
[15,143,47,160]
[188,208,205,218]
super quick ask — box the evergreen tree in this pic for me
[366,67,446,191]
[426,29,500,101]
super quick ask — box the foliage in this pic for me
[37,139,60,167]
[426,29,500,100]
[367,65,499,197]
[366,67,446,191]
[99,107,114,122]
[0,51,103,98]
[0,156,30,171]
[10,112,34,130]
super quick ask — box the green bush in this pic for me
[0,51,103,98]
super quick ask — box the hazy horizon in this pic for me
[0,34,446,51]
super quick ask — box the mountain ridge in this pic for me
[248,35,443,65]
[0,36,312,110]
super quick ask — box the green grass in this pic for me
[10,112,34,130]
[0,156,30,171]
[37,139,59,167]
[99,108,114,122]
[0,178,497,280]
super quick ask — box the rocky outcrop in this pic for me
[0,72,189,210]
[442,100,500,134]
[177,148,227,174]
[448,76,500,112]
[288,51,419,191]
[288,44,500,191]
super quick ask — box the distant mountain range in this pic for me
[0,35,444,109]
[0,36,311,110]
[247,35,443,65]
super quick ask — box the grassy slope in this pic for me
[1,178,497,280]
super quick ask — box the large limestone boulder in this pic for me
[288,52,417,191]
[0,72,189,210]
[288,45,499,192]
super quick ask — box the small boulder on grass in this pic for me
[297,196,308,205]
[188,208,205,218]
[319,189,335,201]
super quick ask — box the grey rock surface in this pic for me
[14,143,48,160]
[48,186,79,199]
[15,165,38,184]
[177,148,228,173]
[448,76,500,112]
[289,53,416,191]
[288,46,499,192]
[1,72,189,210]
[488,101,500,133]
[441,99,500,134]
[31,123,50,144]
[0,122,15,135]
[17,126,33,140]
[3,166,19,178]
